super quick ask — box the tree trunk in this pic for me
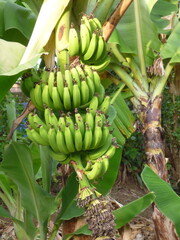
[140,96,179,240]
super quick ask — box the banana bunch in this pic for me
[84,137,119,181]
[28,65,106,111]
[69,15,111,71]
[20,69,43,97]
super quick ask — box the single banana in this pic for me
[48,127,59,152]
[28,128,49,145]
[89,18,98,32]
[58,112,66,131]
[27,112,37,130]
[42,84,54,109]
[80,79,90,105]
[38,125,49,145]
[83,123,93,150]
[92,70,101,92]
[74,123,83,151]
[99,155,109,176]
[99,122,111,147]
[26,127,36,142]
[85,108,94,131]
[92,17,102,29]
[83,65,94,80]
[81,15,92,35]
[65,112,75,137]
[91,123,102,149]
[52,85,64,110]
[75,108,85,137]
[64,69,73,97]
[70,67,81,87]
[63,82,72,110]
[64,124,76,153]
[33,113,48,131]
[30,88,44,111]
[82,33,98,61]
[80,23,91,54]
[40,68,50,85]
[49,150,69,163]
[99,95,111,114]
[56,71,64,100]
[104,144,117,158]
[69,26,80,57]
[94,35,106,62]
[91,54,111,72]
[85,159,102,180]
[76,65,86,79]
[44,107,51,129]
[48,71,55,98]
[72,81,81,108]
[56,128,69,154]
[86,75,95,99]
[88,95,99,116]
[97,84,105,105]
[94,111,104,128]
[49,111,58,130]
[87,134,112,160]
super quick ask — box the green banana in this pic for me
[104,143,117,158]
[44,107,51,129]
[91,123,102,149]
[48,127,59,152]
[74,123,83,151]
[40,68,49,85]
[33,113,48,130]
[75,109,85,137]
[65,69,73,96]
[88,95,99,116]
[80,79,90,105]
[85,108,94,131]
[70,67,81,87]
[69,26,80,57]
[30,88,44,111]
[86,75,95,99]
[89,18,98,32]
[72,81,81,108]
[99,122,110,147]
[94,111,104,128]
[81,15,92,34]
[26,127,36,142]
[52,85,64,110]
[83,65,94,80]
[99,95,111,114]
[91,54,111,72]
[65,112,75,136]
[56,128,69,154]
[94,35,106,61]
[27,112,37,130]
[56,71,64,100]
[85,159,102,180]
[96,84,105,105]
[63,82,72,110]
[80,23,91,54]
[49,150,69,163]
[83,123,93,150]
[83,33,98,61]
[42,84,54,109]
[21,76,34,97]
[27,128,49,145]
[76,65,86,79]
[48,71,55,98]
[92,70,101,92]
[49,111,58,130]
[87,134,112,160]
[92,17,102,29]
[38,125,49,144]
[58,112,66,132]
[99,155,109,176]
[64,124,76,153]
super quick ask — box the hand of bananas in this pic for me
[69,15,111,71]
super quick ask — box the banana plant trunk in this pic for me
[139,96,179,240]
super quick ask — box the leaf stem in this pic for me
[134,0,147,81]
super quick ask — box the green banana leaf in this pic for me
[141,165,180,237]
[160,22,180,63]
[150,0,178,34]
[0,205,31,240]
[113,192,155,229]
[0,142,55,236]
[0,39,42,102]
[115,0,161,66]
[59,172,84,220]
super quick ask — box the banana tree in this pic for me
[0,0,180,240]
